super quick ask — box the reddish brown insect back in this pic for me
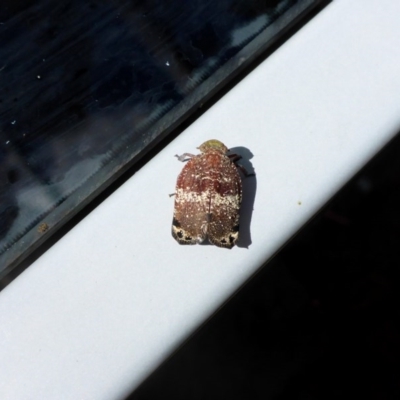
[172,139,243,249]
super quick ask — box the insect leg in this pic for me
[229,153,254,177]
[175,153,195,162]
[228,153,242,162]
[236,164,255,177]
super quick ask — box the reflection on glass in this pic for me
[0,0,317,277]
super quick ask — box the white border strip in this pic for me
[1,1,400,399]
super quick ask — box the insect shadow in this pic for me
[228,146,256,249]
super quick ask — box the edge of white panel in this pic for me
[1,1,400,399]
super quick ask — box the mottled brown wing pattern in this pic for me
[172,143,243,248]
[207,157,242,248]
[172,156,208,244]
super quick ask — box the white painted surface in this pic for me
[2,1,400,399]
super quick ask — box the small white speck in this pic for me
[11,120,16,125]
[37,75,41,79]
[6,140,10,144]
[166,61,170,66]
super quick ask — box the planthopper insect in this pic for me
[171,139,251,249]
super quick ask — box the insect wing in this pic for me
[207,159,242,248]
[172,157,207,244]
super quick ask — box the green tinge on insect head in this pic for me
[198,139,228,154]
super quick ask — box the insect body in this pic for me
[172,139,243,249]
